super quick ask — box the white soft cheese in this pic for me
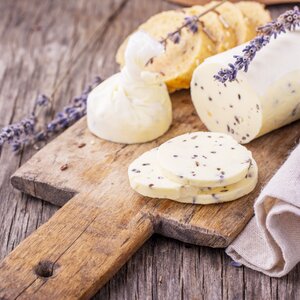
[128,147,257,204]
[191,29,300,144]
[87,31,172,144]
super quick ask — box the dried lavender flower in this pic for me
[0,76,102,153]
[35,76,102,143]
[35,94,50,107]
[0,97,48,153]
[184,16,199,34]
[159,0,227,47]
[214,6,300,83]
[230,260,243,268]
[167,32,181,44]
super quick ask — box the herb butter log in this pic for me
[191,29,300,144]
[128,148,258,204]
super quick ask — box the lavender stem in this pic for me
[214,6,300,83]
[0,76,102,153]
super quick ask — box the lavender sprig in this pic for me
[159,0,227,47]
[0,76,102,153]
[36,76,102,143]
[0,94,48,152]
[214,6,300,83]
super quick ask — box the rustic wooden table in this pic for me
[0,0,299,299]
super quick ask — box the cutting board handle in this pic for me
[0,192,153,299]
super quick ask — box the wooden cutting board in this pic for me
[0,90,299,299]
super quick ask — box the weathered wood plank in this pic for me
[0,1,299,300]
[0,191,153,300]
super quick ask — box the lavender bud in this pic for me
[93,76,102,86]
[36,94,50,107]
[35,132,46,141]
[184,16,199,33]
[215,6,300,83]
[12,141,22,152]
[168,32,181,44]
[0,76,100,153]
[230,260,243,268]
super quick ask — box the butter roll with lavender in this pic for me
[191,28,300,144]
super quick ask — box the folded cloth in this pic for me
[226,143,300,277]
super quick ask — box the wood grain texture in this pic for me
[0,0,299,299]
[0,190,153,299]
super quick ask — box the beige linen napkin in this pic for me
[226,143,300,277]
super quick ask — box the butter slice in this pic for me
[178,160,257,204]
[128,147,257,204]
[129,148,198,200]
[156,132,252,188]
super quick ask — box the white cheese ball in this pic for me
[87,31,172,144]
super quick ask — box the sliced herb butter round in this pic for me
[156,132,252,188]
[128,146,257,204]
[178,160,257,204]
[129,148,198,200]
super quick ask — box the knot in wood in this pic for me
[34,260,54,278]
